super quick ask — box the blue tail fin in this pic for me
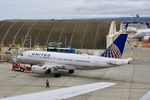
[101,34,128,58]
[124,22,129,30]
[146,22,150,28]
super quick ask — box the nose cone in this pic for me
[31,66,36,72]
[16,55,21,59]
[16,55,24,62]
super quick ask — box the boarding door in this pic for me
[28,55,31,60]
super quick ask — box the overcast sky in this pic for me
[0,0,149,20]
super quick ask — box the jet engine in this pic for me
[32,65,48,74]
[143,36,150,41]
[31,65,62,77]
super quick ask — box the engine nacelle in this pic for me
[143,36,150,41]
[32,65,48,74]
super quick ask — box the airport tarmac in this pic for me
[0,45,150,100]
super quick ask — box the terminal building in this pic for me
[0,20,121,49]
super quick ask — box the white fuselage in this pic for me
[127,27,137,33]
[135,29,150,39]
[17,51,130,70]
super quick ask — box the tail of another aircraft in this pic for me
[146,22,150,28]
[124,22,129,30]
[101,34,128,58]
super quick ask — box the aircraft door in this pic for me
[28,55,31,60]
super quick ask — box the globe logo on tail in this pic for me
[101,43,121,58]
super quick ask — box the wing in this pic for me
[42,63,75,70]
[140,91,150,100]
[1,82,115,100]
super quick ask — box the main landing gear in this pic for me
[54,73,61,78]
[68,70,74,74]
[54,69,74,78]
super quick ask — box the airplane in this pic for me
[15,33,133,77]
[134,28,150,41]
[125,22,150,41]
[1,82,115,100]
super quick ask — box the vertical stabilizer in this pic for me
[101,34,128,58]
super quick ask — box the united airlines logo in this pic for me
[101,44,121,58]
[32,53,51,58]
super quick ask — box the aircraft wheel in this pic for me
[68,70,74,74]
[46,69,51,74]
[54,73,61,78]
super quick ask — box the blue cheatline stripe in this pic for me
[101,34,128,58]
